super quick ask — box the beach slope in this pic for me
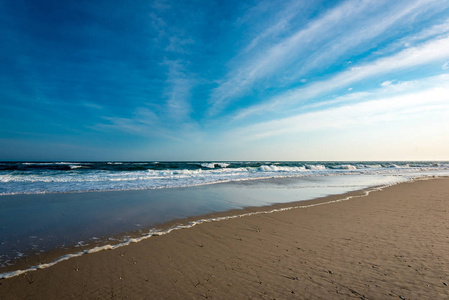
[1,178,448,299]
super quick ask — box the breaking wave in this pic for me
[0,161,448,195]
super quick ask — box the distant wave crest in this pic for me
[0,161,448,195]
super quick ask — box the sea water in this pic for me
[1,161,448,195]
[0,161,448,275]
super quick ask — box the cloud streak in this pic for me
[232,83,449,141]
[232,34,449,120]
[208,0,448,116]
[163,60,194,121]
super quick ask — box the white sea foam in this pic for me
[388,164,410,168]
[365,164,382,168]
[70,165,83,169]
[259,165,306,172]
[200,162,230,168]
[305,164,326,170]
[339,164,357,170]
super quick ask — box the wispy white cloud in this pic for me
[146,3,198,123]
[93,105,205,143]
[151,0,171,11]
[149,12,167,40]
[208,0,447,116]
[232,35,449,120]
[93,109,187,142]
[297,74,449,113]
[370,17,449,58]
[288,0,443,80]
[163,60,194,121]
[238,0,305,53]
[165,36,194,53]
[91,59,202,141]
[149,2,196,54]
[209,0,369,115]
[395,18,449,47]
[380,80,395,87]
[231,83,449,141]
[93,59,199,140]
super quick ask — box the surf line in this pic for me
[1,177,429,280]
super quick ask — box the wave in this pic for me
[338,164,357,170]
[305,164,326,170]
[259,165,306,172]
[200,162,229,169]
[1,161,448,195]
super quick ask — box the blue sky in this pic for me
[1,0,449,161]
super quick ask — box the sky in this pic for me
[1,0,449,161]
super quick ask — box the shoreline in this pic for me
[0,173,412,276]
[1,180,387,279]
[0,176,440,277]
[1,176,448,299]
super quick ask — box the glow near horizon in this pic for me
[0,0,449,161]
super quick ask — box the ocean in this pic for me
[1,161,448,195]
[1,161,448,278]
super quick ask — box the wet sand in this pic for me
[1,177,448,299]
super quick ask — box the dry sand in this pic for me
[0,177,448,299]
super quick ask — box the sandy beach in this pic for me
[1,177,448,299]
